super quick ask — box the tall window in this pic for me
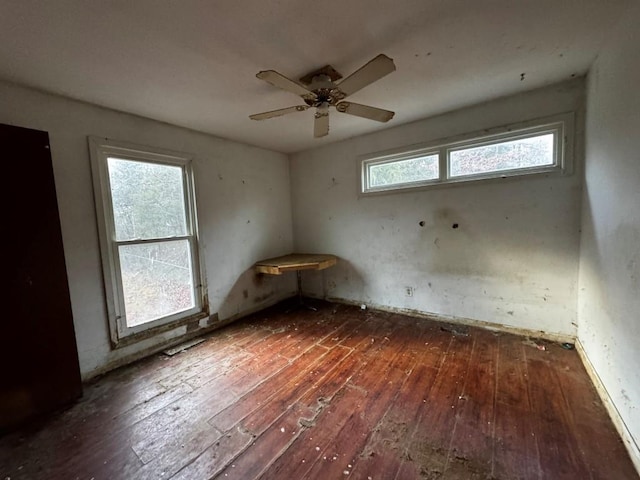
[89,138,204,345]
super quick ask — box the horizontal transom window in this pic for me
[361,113,573,194]
[368,151,439,189]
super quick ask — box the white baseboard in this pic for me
[575,339,640,475]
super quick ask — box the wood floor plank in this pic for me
[395,333,475,479]
[6,432,144,480]
[168,426,254,480]
[243,348,355,436]
[128,353,290,465]
[0,301,636,480]
[178,347,355,479]
[525,350,592,480]
[493,402,540,480]
[275,317,346,360]
[337,312,399,351]
[495,334,530,409]
[282,343,365,427]
[349,363,440,480]
[414,324,456,369]
[157,345,251,390]
[444,329,498,479]
[553,347,639,480]
[257,385,368,480]
[208,344,331,432]
[110,330,239,389]
[223,351,291,397]
[261,320,420,479]
[224,326,273,350]
[301,338,420,479]
[318,313,368,348]
[215,393,331,480]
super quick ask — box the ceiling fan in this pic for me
[249,54,396,138]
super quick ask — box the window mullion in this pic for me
[439,147,448,182]
[116,235,191,247]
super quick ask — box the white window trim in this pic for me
[360,112,574,195]
[89,137,206,347]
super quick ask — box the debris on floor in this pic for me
[440,325,469,337]
[162,338,206,356]
[522,338,546,351]
[561,342,575,350]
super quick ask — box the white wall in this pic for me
[578,2,640,466]
[291,79,585,337]
[0,81,294,379]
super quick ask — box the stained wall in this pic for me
[291,79,585,337]
[0,81,295,378]
[578,2,640,467]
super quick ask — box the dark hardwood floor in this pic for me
[0,301,637,479]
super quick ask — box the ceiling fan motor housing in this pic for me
[304,74,346,107]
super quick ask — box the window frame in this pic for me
[89,137,206,347]
[362,148,442,192]
[360,112,574,195]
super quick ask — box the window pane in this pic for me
[449,133,554,178]
[107,158,187,241]
[119,240,195,327]
[368,153,439,188]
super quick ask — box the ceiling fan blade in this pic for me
[249,105,310,120]
[256,70,316,99]
[314,111,329,138]
[337,54,396,97]
[336,102,394,122]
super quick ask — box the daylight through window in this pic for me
[361,114,571,194]
[89,138,204,344]
[368,152,439,189]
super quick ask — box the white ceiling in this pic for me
[0,0,631,153]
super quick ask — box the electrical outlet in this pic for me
[405,286,414,297]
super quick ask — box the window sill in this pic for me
[110,309,210,350]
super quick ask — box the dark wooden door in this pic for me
[1,123,82,432]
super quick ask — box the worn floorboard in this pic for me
[0,301,637,480]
